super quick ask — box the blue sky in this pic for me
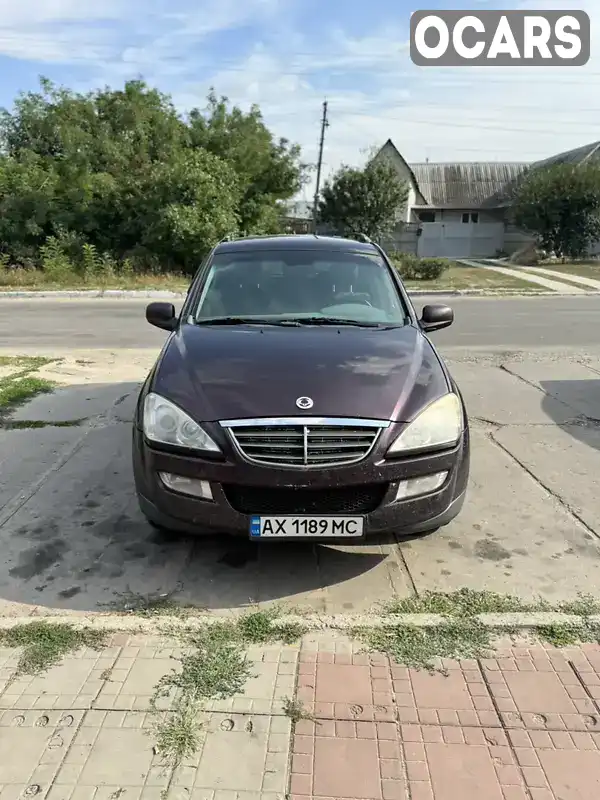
[0,0,598,199]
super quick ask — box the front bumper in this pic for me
[132,424,470,539]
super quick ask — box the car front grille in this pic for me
[222,484,389,515]
[221,418,387,467]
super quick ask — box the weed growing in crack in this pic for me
[362,590,600,672]
[102,590,195,618]
[384,588,546,617]
[153,692,206,770]
[150,624,254,768]
[0,622,108,676]
[149,610,305,769]
[282,696,314,723]
[359,619,494,674]
[237,609,305,645]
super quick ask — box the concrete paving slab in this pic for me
[49,710,168,796]
[0,427,85,516]
[493,423,600,534]
[0,645,120,711]
[0,709,84,796]
[446,362,576,425]
[399,428,600,602]
[2,348,600,618]
[171,712,290,795]
[204,644,298,716]
[500,360,600,420]
[0,423,195,613]
[9,382,142,423]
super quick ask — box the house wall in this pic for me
[373,146,417,224]
[380,223,419,255]
[410,208,504,224]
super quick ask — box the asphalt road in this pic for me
[2,294,600,351]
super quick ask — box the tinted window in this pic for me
[193,250,408,324]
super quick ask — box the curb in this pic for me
[0,611,591,633]
[2,288,597,299]
[0,290,188,299]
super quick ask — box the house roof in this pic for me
[408,162,527,208]
[378,138,600,210]
[374,140,428,204]
[483,139,600,207]
[531,140,600,169]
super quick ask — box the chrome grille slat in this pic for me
[221,417,387,468]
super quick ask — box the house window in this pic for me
[462,212,480,223]
[418,211,436,222]
[462,213,470,223]
[471,213,479,223]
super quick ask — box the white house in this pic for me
[373,138,600,258]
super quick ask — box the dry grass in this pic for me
[403,263,544,292]
[532,261,600,282]
[0,267,188,292]
[0,262,543,294]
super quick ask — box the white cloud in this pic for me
[0,0,598,200]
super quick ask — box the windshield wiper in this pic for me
[195,317,292,326]
[278,316,385,328]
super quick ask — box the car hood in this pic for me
[152,323,450,423]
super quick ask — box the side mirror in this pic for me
[146,302,177,331]
[420,304,453,332]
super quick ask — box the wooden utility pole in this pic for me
[312,101,329,233]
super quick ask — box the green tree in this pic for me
[188,91,306,233]
[318,159,409,239]
[0,77,304,272]
[512,162,600,258]
[0,151,60,265]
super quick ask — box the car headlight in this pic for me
[143,392,220,452]
[387,393,463,455]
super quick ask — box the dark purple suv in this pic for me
[132,234,469,541]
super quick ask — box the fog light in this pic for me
[395,471,448,501]
[159,472,213,500]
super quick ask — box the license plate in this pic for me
[250,515,364,539]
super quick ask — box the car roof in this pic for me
[214,234,378,255]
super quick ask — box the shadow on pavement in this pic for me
[0,380,390,615]
[540,379,600,452]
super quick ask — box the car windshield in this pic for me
[193,249,408,326]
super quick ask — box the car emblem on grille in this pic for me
[296,396,313,409]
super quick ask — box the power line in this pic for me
[312,100,329,233]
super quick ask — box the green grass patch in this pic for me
[0,356,57,418]
[360,590,600,673]
[0,622,108,677]
[384,588,600,618]
[0,418,84,430]
[0,376,55,410]
[384,588,538,616]
[0,356,54,370]
[361,619,493,673]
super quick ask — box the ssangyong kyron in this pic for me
[132,234,470,541]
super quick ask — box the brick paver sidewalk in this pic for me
[291,636,600,800]
[2,630,600,799]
